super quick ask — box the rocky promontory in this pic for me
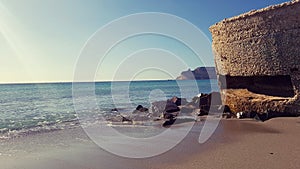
[176,67,217,80]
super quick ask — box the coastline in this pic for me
[1,117,299,169]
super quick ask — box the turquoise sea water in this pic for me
[0,80,218,138]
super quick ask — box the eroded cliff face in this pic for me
[210,0,300,114]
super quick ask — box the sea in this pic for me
[0,80,219,139]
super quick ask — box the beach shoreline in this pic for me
[1,117,299,169]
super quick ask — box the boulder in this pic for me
[175,98,188,106]
[132,105,149,114]
[184,92,224,116]
[151,100,167,117]
[135,105,149,112]
[165,100,180,113]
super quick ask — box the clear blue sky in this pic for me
[0,0,288,83]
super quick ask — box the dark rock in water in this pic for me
[199,94,209,107]
[132,105,149,115]
[136,105,143,111]
[122,116,132,122]
[163,112,178,120]
[198,105,210,116]
[152,93,225,120]
[165,100,180,113]
[151,100,167,117]
[199,92,222,107]
[133,105,149,113]
[186,92,222,113]
[162,118,176,127]
[163,97,181,120]
[186,92,224,116]
[175,98,188,106]
[151,97,185,119]
[111,108,119,112]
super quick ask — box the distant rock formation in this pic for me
[176,67,217,80]
[210,0,300,115]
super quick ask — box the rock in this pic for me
[121,116,132,122]
[105,115,124,122]
[210,0,300,117]
[150,97,187,119]
[163,97,181,120]
[132,105,149,114]
[188,92,223,116]
[163,112,179,120]
[165,98,180,113]
[222,112,233,118]
[162,118,176,127]
[222,105,234,118]
[221,89,292,115]
[135,105,148,112]
[151,100,166,117]
[175,98,188,106]
[176,67,217,80]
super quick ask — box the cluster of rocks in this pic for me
[106,105,152,123]
[107,93,227,124]
[150,92,235,122]
[107,90,297,125]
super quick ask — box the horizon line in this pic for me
[0,78,218,85]
[0,79,174,85]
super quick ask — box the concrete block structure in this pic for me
[209,0,300,114]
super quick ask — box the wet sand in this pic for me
[1,117,299,169]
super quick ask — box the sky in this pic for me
[0,0,289,83]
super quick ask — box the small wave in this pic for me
[0,119,80,140]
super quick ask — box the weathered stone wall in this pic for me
[209,0,300,114]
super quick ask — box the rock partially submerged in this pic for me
[151,93,231,121]
[107,92,295,126]
[132,105,149,114]
[107,90,297,125]
[107,105,152,123]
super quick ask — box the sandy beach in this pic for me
[1,117,299,169]
[1,1,300,169]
